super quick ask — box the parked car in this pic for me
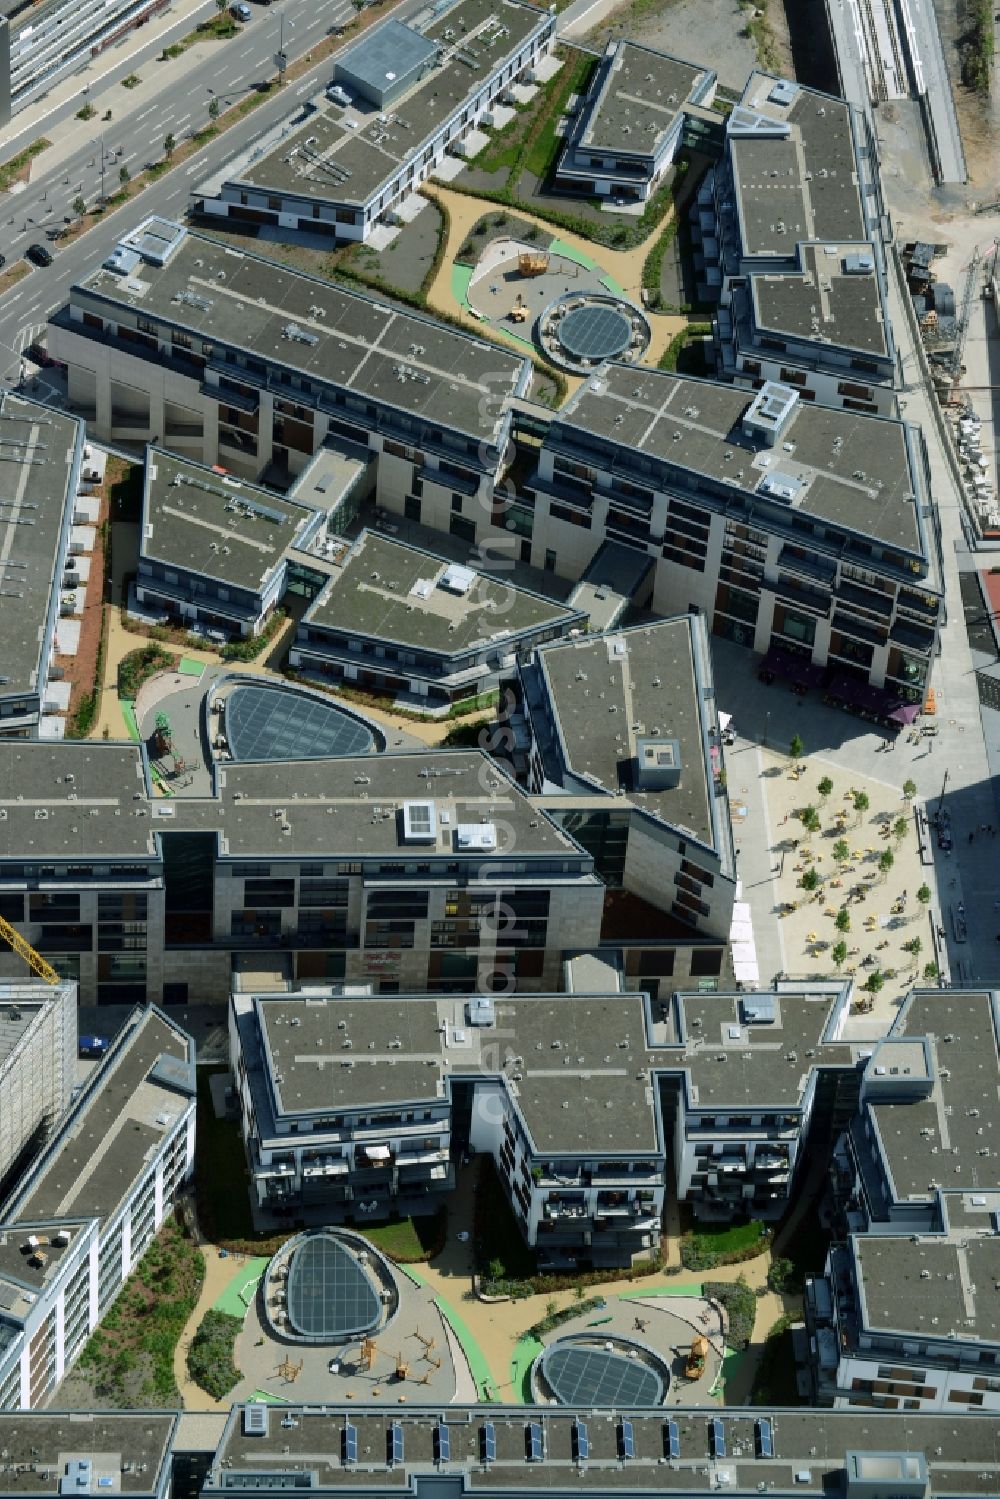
[230,2,252,18]
[0,253,6,270]
[79,1034,110,1059]
[26,242,53,266]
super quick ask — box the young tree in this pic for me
[906,936,923,967]
[853,789,870,826]
[923,961,939,982]
[789,733,804,761]
[800,867,820,893]
[835,907,851,935]
[118,165,130,187]
[802,807,822,835]
[916,883,931,908]
[902,778,917,800]
[893,817,908,844]
[164,132,176,158]
[208,96,221,121]
[833,838,850,865]
[832,940,848,971]
[865,970,884,996]
[72,195,86,218]
[878,848,894,882]
[817,776,834,802]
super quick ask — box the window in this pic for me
[405,495,422,522]
[690,948,723,977]
[449,513,476,543]
[544,548,557,572]
[451,495,463,513]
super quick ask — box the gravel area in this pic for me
[586,0,758,92]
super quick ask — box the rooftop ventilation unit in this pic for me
[456,823,497,851]
[440,563,476,595]
[243,1405,269,1437]
[402,800,436,843]
[635,736,682,791]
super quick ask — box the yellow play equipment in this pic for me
[518,251,549,277]
[509,294,528,323]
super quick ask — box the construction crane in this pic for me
[0,915,60,985]
[948,243,983,400]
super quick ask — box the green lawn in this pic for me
[681,1218,769,1269]
[522,56,597,182]
[361,1210,446,1263]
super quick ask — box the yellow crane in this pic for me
[0,914,61,985]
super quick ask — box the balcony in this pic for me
[778,546,837,585]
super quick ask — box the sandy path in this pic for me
[421,183,690,371]
[173,1246,248,1411]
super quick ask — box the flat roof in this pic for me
[237,0,544,209]
[180,750,585,861]
[730,74,866,256]
[750,242,889,358]
[856,1236,1000,1343]
[0,746,587,866]
[872,990,1000,1205]
[245,991,661,1155]
[0,1413,176,1497]
[674,987,854,1107]
[304,530,579,655]
[0,997,48,1069]
[336,19,438,94]
[533,618,716,847]
[579,41,709,158]
[0,743,155,862]
[73,230,527,449]
[0,394,80,703]
[143,450,319,593]
[0,1008,193,1312]
[558,365,923,553]
[209,1400,1000,1496]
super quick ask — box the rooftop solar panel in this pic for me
[480,1423,496,1464]
[558,304,633,363]
[539,1344,665,1407]
[571,1420,589,1462]
[434,1425,450,1464]
[617,1419,634,1461]
[285,1232,381,1340]
[755,1418,773,1458]
[388,1424,404,1466]
[709,1419,726,1459]
[227,683,376,762]
[526,1422,544,1463]
[342,1424,357,1464]
[664,1420,680,1460]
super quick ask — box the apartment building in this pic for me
[699,72,898,413]
[230,988,666,1267]
[48,218,530,494]
[515,615,736,982]
[0,395,85,739]
[0,1002,195,1410]
[0,981,76,1204]
[554,40,716,203]
[0,0,166,124]
[135,449,327,640]
[482,368,939,707]
[806,989,1000,1413]
[14,1398,1000,1499]
[667,984,860,1220]
[0,741,605,1005]
[289,530,585,706]
[193,0,555,244]
[0,1412,175,1499]
[230,982,873,1260]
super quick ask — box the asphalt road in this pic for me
[0,3,354,380]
